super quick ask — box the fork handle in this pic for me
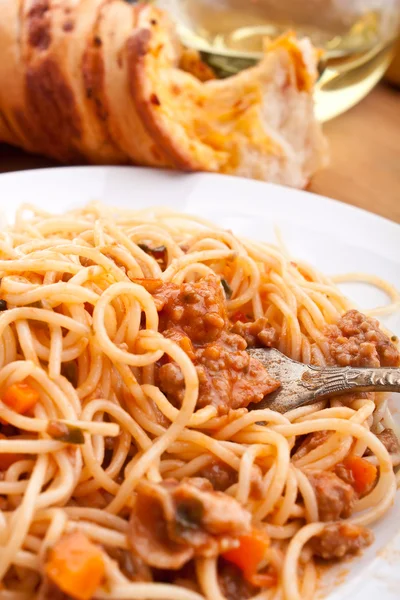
[300,365,400,399]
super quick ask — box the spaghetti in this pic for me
[0,202,399,600]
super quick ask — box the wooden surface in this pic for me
[0,83,399,223]
[311,84,400,224]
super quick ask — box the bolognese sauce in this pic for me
[142,276,280,414]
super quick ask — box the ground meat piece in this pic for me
[198,460,263,498]
[163,327,196,361]
[293,431,331,460]
[150,276,280,413]
[310,523,373,560]
[326,310,400,368]
[106,547,152,582]
[306,471,356,521]
[258,328,278,347]
[157,362,185,406]
[334,463,356,488]
[158,331,280,414]
[154,276,227,344]
[128,478,251,570]
[218,562,257,600]
[194,332,280,414]
[198,460,237,491]
[365,428,400,456]
[231,317,277,348]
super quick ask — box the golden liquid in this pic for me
[164,1,398,121]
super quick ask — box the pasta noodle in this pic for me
[0,202,399,600]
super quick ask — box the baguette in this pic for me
[0,0,328,187]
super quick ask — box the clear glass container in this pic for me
[157,0,400,121]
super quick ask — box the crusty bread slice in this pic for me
[0,0,328,187]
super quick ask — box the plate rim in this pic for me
[1,164,399,234]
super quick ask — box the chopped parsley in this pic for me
[221,279,233,299]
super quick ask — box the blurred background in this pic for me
[159,0,400,121]
[1,0,399,221]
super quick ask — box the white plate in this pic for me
[0,166,399,600]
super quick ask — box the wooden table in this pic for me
[1,83,399,223]
[311,84,400,224]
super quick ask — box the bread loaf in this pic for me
[0,0,328,187]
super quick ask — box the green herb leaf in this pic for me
[221,279,233,299]
[47,421,85,445]
[175,499,204,530]
[138,243,166,258]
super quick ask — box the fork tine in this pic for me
[248,348,311,413]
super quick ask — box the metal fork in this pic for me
[248,347,400,414]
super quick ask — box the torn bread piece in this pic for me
[0,1,328,187]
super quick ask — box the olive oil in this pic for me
[157,0,399,121]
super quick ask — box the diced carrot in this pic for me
[231,311,249,323]
[342,455,377,496]
[45,531,105,600]
[132,278,163,294]
[222,529,274,587]
[174,334,195,361]
[2,382,39,415]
